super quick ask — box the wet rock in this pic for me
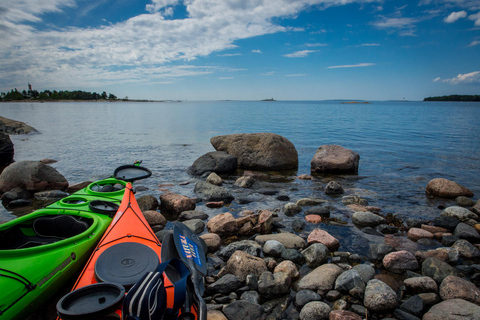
[342,195,368,206]
[306,229,339,251]
[194,181,234,202]
[211,133,298,171]
[295,264,342,292]
[423,299,480,320]
[418,292,441,306]
[284,203,302,216]
[368,244,395,262]
[255,233,306,249]
[399,294,424,318]
[297,174,313,180]
[218,240,262,261]
[439,275,480,305]
[206,172,223,186]
[263,240,285,258]
[415,247,459,264]
[208,274,243,295]
[222,300,266,320]
[0,132,14,165]
[6,199,32,208]
[456,196,476,207]
[183,218,205,234]
[296,198,327,206]
[454,222,480,242]
[292,218,306,232]
[142,210,167,227]
[393,309,421,320]
[361,227,384,236]
[407,228,434,242]
[451,239,480,259]
[383,250,419,273]
[376,224,399,235]
[178,210,208,221]
[301,243,330,268]
[274,260,299,280]
[403,276,438,294]
[234,176,255,188]
[0,161,68,193]
[421,257,458,284]
[0,116,37,134]
[310,144,359,174]
[329,310,362,320]
[207,212,238,235]
[426,178,474,198]
[334,269,365,295]
[472,200,480,215]
[363,279,398,311]
[159,192,195,215]
[293,289,321,309]
[305,215,322,223]
[421,224,448,234]
[281,248,305,265]
[258,271,291,299]
[353,264,376,283]
[34,190,69,200]
[324,181,344,195]
[1,187,31,202]
[240,290,260,304]
[304,206,330,218]
[441,234,460,246]
[226,250,268,281]
[298,301,331,320]
[137,194,159,211]
[433,216,460,231]
[207,309,227,320]
[352,211,385,227]
[199,233,222,252]
[441,206,477,222]
[188,151,238,176]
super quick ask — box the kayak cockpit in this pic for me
[0,215,93,250]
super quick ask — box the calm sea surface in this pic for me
[1,100,479,254]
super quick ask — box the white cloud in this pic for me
[252,49,262,53]
[433,77,441,82]
[328,63,375,69]
[442,71,480,84]
[284,50,316,58]
[0,0,385,89]
[444,11,467,23]
[468,40,480,46]
[285,74,307,77]
[305,43,328,47]
[360,43,380,46]
[469,12,480,26]
[372,17,418,36]
[218,53,242,57]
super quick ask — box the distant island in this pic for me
[424,95,480,102]
[261,98,276,101]
[1,88,119,102]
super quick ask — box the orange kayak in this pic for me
[57,183,198,319]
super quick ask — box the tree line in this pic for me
[1,88,118,101]
[424,95,480,102]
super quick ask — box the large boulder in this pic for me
[210,133,298,171]
[0,161,68,193]
[0,133,14,165]
[426,178,474,198]
[310,145,359,174]
[187,151,238,176]
[0,116,38,134]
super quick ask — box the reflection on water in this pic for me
[1,100,479,253]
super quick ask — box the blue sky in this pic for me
[0,0,479,101]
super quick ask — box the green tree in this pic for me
[108,93,117,100]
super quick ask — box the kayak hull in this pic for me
[0,178,127,320]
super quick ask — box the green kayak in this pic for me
[0,165,151,320]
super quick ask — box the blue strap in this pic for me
[157,258,190,319]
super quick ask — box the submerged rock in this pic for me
[426,178,474,198]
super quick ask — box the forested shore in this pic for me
[424,95,480,102]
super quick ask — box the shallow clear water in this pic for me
[1,100,479,255]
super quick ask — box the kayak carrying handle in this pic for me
[0,268,36,316]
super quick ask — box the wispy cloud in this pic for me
[372,17,418,36]
[441,71,480,84]
[360,43,380,46]
[469,12,480,26]
[218,53,242,57]
[433,77,441,82]
[284,50,316,58]
[328,63,375,69]
[285,74,307,77]
[252,49,262,53]
[468,40,480,46]
[305,43,328,47]
[444,11,467,23]
[261,71,276,76]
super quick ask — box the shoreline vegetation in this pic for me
[424,95,480,102]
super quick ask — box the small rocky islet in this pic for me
[1,124,479,320]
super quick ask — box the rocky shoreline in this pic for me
[0,129,479,320]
